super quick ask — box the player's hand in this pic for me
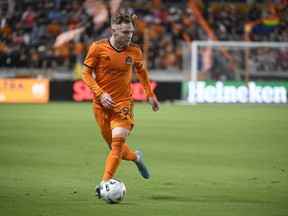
[149,97,160,112]
[100,93,116,109]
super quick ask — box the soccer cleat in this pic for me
[135,150,150,179]
[95,185,102,199]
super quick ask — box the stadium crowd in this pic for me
[0,0,287,73]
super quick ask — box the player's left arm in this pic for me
[148,96,160,112]
[134,48,160,112]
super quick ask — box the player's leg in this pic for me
[93,105,137,178]
[101,126,129,180]
[121,136,150,179]
[105,126,150,180]
[93,105,113,198]
[112,101,150,179]
[112,128,150,179]
[93,108,127,180]
[95,128,129,199]
[122,143,137,161]
[112,102,137,161]
[93,105,113,147]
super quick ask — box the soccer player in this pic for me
[81,13,160,198]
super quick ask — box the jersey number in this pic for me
[118,106,134,120]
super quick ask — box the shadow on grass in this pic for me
[148,195,193,202]
[148,195,270,204]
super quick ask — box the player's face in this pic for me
[113,23,134,46]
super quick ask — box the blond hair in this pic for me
[111,13,137,27]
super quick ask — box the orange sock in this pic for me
[122,144,137,161]
[102,134,125,180]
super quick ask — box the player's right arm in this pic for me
[82,42,115,109]
[82,42,106,98]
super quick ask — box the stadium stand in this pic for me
[0,0,287,79]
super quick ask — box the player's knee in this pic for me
[112,127,130,137]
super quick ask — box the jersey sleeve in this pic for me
[134,48,155,98]
[82,42,105,97]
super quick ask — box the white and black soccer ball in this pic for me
[100,178,126,204]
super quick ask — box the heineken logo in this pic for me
[188,81,287,104]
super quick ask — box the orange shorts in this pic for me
[93,100,134,145]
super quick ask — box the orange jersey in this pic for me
[82,38,154,105]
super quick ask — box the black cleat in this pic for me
[95,185,102,199]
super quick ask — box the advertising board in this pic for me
[187,81,287,104]
[0,79,49,103]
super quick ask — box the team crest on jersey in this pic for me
[125,56,132,65]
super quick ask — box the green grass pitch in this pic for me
[0,102,287,216]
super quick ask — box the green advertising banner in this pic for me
[183,81,288,104]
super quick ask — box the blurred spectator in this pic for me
[248,4,261,21]
[21,6,36,30]
[0,0,287,75]
[47,19,62,39]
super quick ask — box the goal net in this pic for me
[187,41,288,104]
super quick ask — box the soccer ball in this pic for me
[100,178,126,204]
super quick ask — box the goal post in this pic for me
[187,41,288,104]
